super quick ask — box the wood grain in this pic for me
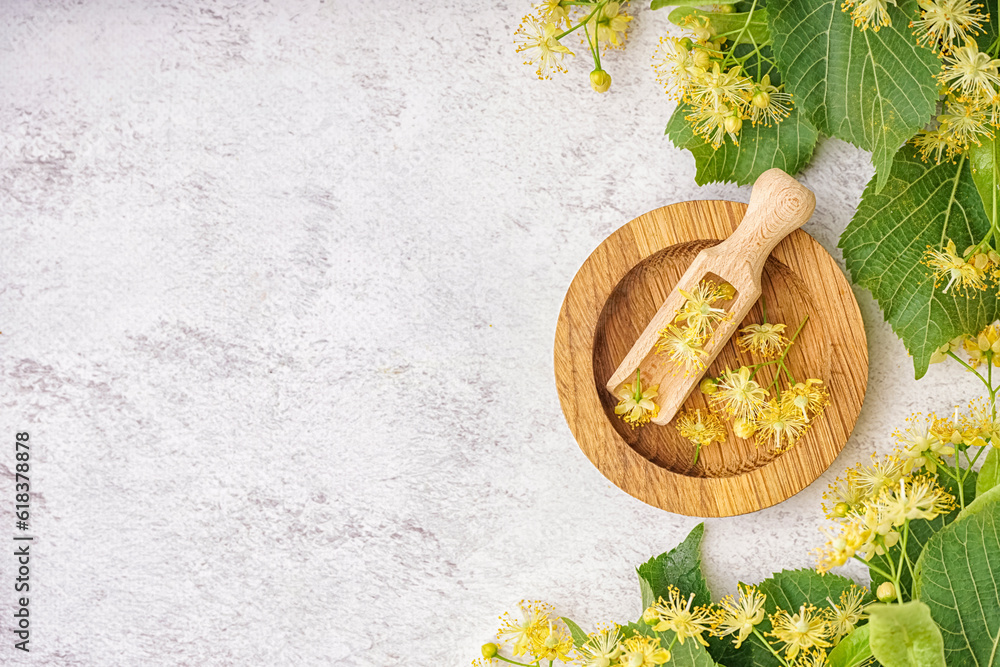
[605,169,816,425]
[554,199,868,517]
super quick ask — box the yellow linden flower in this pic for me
[963,323,1000,368]
[585,1,633,50]
[675,280,731,335]
[814,515,871,573]
[825,587,867,641]
[529,621,573,663]
[675,408,727,447]
[852,453,903,499]
[913,0,986,52]
[711,584,767,648]
[535,0,570,28]
[754,399,810,452]
[577,626,622,667]
[842,0,896,31]
[781,379,830,422]
[791,650,830,667]
[894,413,951,475]
[877,476,956,526]
[932,404,990,448]
[939,43,1000,98]
[738,322,789,357]
[619,635,671,667]
[514,16,574,80]
[656,325,708,370]
[913,126,959,163]
[648,587,713,646]
[615,370,660,428]
[767,605,832,661]
[653,36,710,100]
[822,471,869,518]
[687,103,739,147]
[688,63,754,112]
[497,600,553,656]
[938,101,992,149]
[746,75,793,126]
[925,239,987,294]
[711,366,768,422]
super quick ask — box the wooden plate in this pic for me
[554,200,868,517]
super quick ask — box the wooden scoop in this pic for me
[605,168,816,425]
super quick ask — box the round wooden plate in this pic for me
[554,200,868,517]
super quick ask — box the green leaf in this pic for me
[666,103,819,186]
[957,478,1000,521]
[561,617,589,649]
[768,0,940,190]
[867,467,976,599]
[827,624,873,667]
[867,601,946,667]
[969,133,1000,226]
[654,629,718,667]
[707,630,782,667]
[640,575,655,613]
[914,499,1000,665]
[636,523,712,608]
[667,7,769,43]
[839,145,998,379]
[652,0,739,9]
[758,568,869,613]
[977,448,1000,497]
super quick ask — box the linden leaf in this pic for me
[913,499,1000,665]
[651,0,739,9]
[667,7,769,44]
[826,624,873,667]
[976,448,1000,497]
[867,601,946,667]
[652,629,717,667]
[757,568,869,613]
[767,0,939,191]
[636,523,712,608]
[666,103,818,186]
[969,132,1000,226]
[839,144,998,379]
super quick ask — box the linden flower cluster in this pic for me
[514,1,634,93]
[930,321,1000,370]
[652,12,794,148]
[475,600,574,667]
[655,279,735,371]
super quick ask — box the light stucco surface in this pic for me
[0,2,983,665]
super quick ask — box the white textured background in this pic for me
[0,2,984,665]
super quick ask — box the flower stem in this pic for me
[494,655,537,667]
[947,350,989,386]
[767,315,809,392]
[751,628,791,667]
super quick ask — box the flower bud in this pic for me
[734,419,756,439]
[718,283,736,300]
[680,37,694,51]
[974,252,990,270]
[700,377,718,395]
[876,581,896,602]
[642,605,659,624]
[833,501,850,517]
[752,90,771,109]
[692,48,711,69]
[482,643,498,659]
[724,114,743,134]
[590,69,612,93]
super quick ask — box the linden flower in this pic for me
[653,37,709,100]
[675,408,727,464]
[688,63,754,111]
[895,415,952,475]
[577,626,622,667]
[852,453,903,498]
[963,324,1000,368]
[754,399,810,452]
[913,126,958,163]
[925,239,987,293]
[497,600,553,656]
[738,322,788,357]
[535,0,570,28]
[648,587,713,646]
[515,16,574,80]
[825,587,867,641]
[822,471,869,518]
[781,379,829,422]
[814,515,870,573]
[711,584,767,648]
[687,103,738,147]
[675,280,731,334]
[530,621,573,663]
[746,75,792,126]
[711,366,768,422]
[939,43,1000,98]
[767,605,832,661]
[615,370,660,428]
[656,325,708,370]
[842,0,897,31]
[586,1,632,50]
[913,0,986,52]
[878,476,956,526]
[792,650,831,667]
[938,101,992,148]
[618,635,671,667]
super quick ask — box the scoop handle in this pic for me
[716,169,815,278]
